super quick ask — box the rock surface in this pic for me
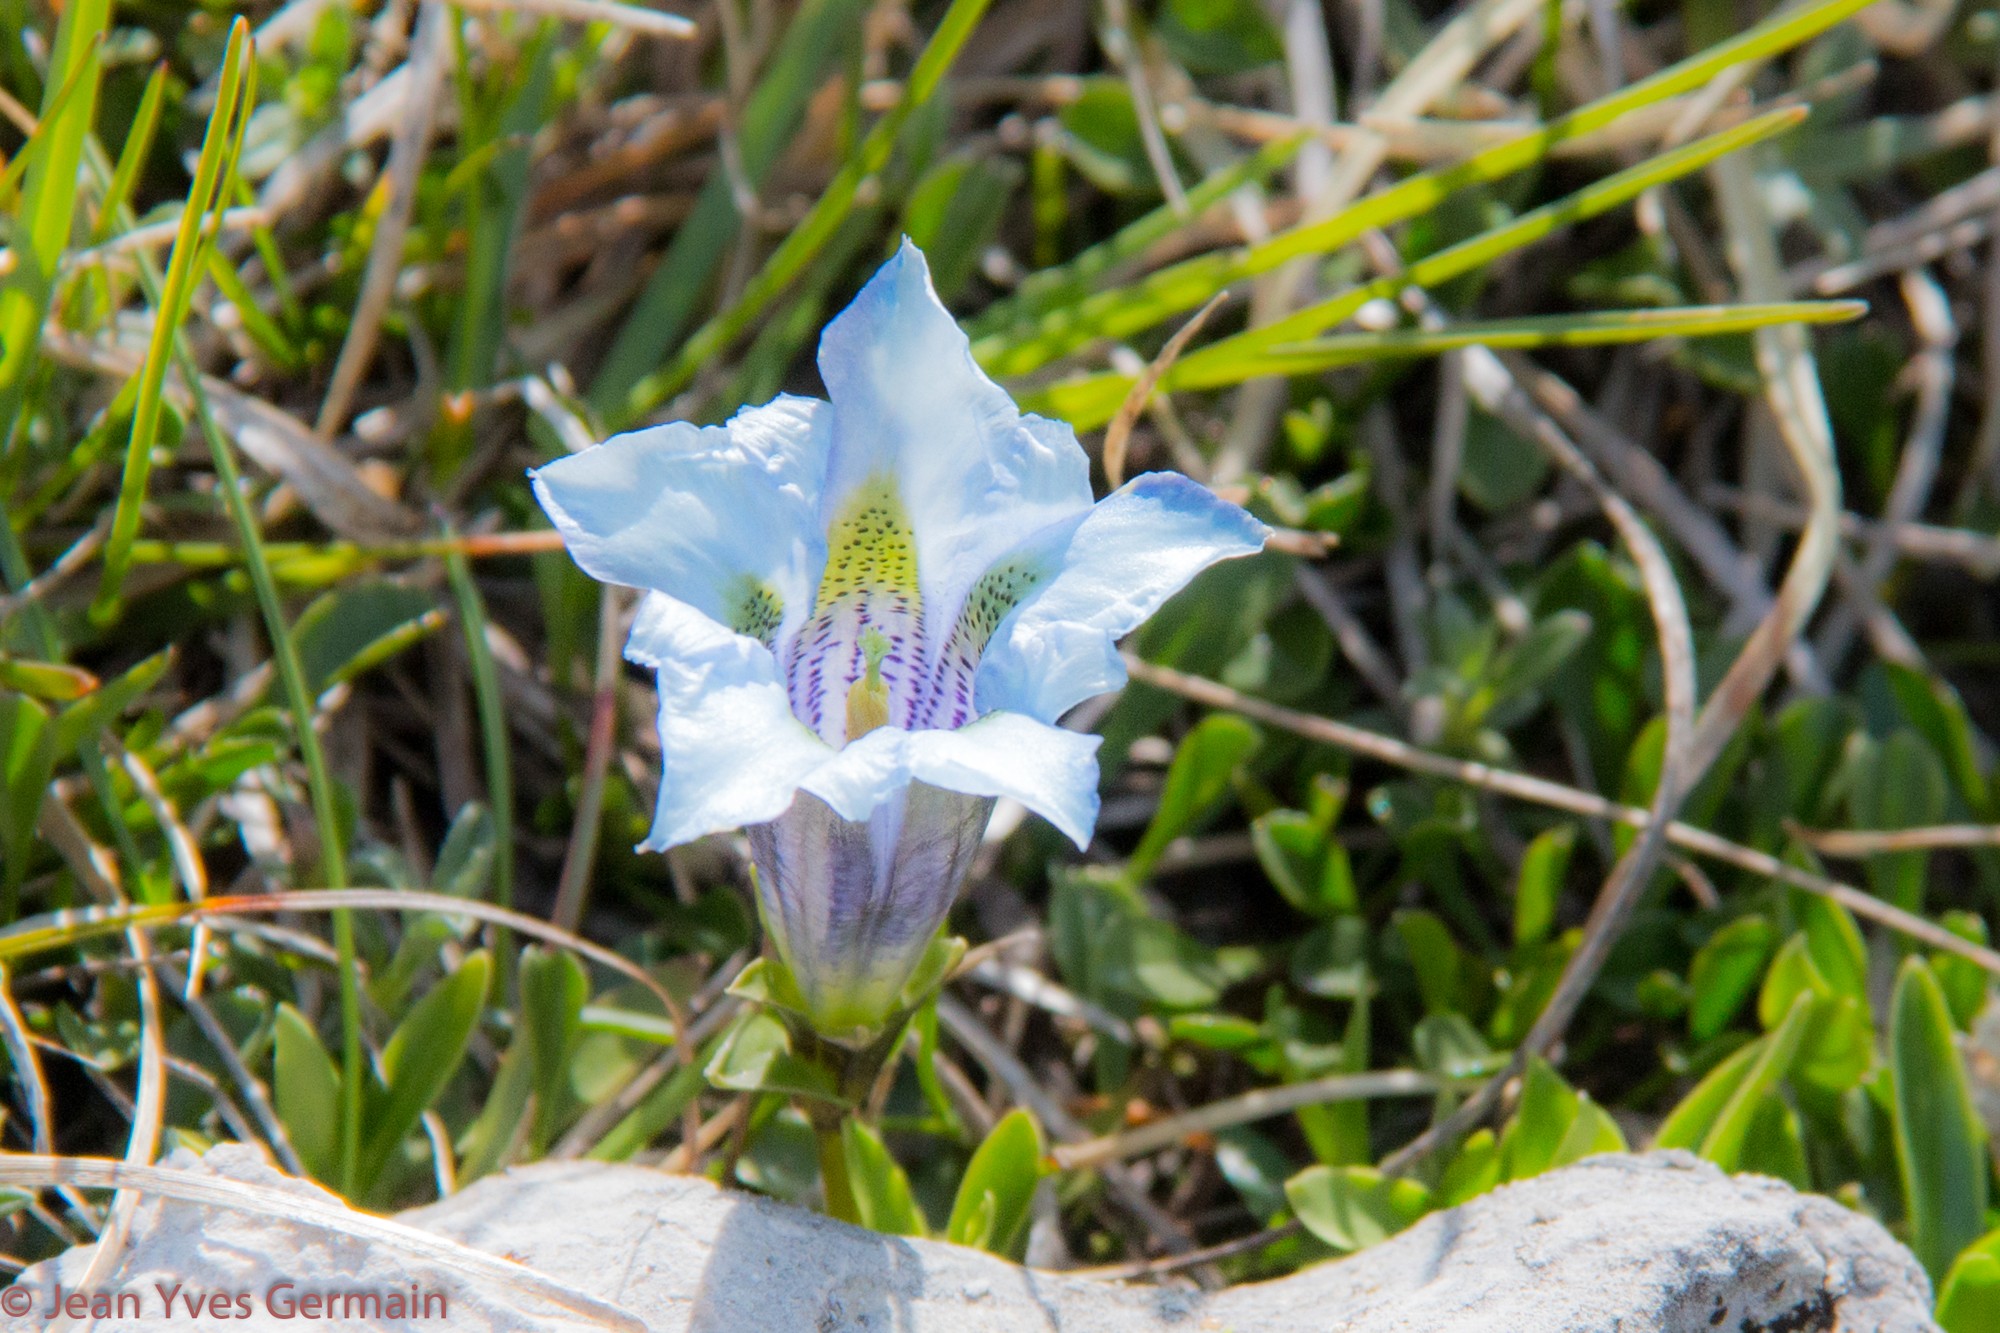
[12,1146,637,1331]
[16,1148,1936,1331]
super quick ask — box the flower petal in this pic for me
[975,471,1270,723]
[799,711,1103,850]
[625,593,833,850]
[816,240,1093,619]
[748,783,990,1035]
[530,396,829,648]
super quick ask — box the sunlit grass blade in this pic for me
[444,537,516,964]
[449,22,557,394]
[615,0,996,425]
[1030,107,1808,426]
[0,891,679,1019]
[1252,303,1865,372]
[89,61,168,245]
[587,0,868,415]
[206,243,303,371]
[0,33,102,211]
[0,0,108,409]
[94,19,255,620]
[966,132,1310,341]
[1033,303,1861,421]
[107,17,368,1205]
[979,0,1879,377]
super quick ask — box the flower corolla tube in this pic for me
[533,241,1267,1035]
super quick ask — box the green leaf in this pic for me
[1169,1012,1266,1051]
[1881,663,1991,819]
[1793,996,1874,1096]
[1513,825,1575,949]
[1253,808,1357,918]
[947,1109,1044,1257]
[737,1106,821,1203]
[1699,992,1815,1170]
[356,950,491,1194]
[1285,1165,1432,1251]
[968,135,1304,340]
[703,1008,842,1104]
[1157,0,1283,72]
[457,1038,535,1182]
[1549,1095,1627,1169]
[1499,1058,1582,1181]
[895,935,968,1013]
[616,0,996,420]
[272,1003,341,1183]
[1687,915,1777,1041]
[1437,1128,1500,1207]
[952,1190,999,1252]
[1214,1125,1293,1222]
[98,17,255,615]
[586,1062,707,1164]
[1845,730,1949,914]
[1004,27,1866,396]
[433,802,498,899]
[1796,891,1870,1020]
[0,694,56,914]
[1393,910,1465,1016]
[291,581,444,695]
[1736,1092,1811,1190]
[0,0,109,404]
[1891,957,1990,1284]
[1128,714,1261,881]
[909,1001,965,1141]
[1939,1249,2000,1333]
[1413,1013,1497,1079]
[1292,916,1371,1000]
[588,0,867,413]
[900,152,1022,302]
[519,947,588,1154]
[1764,697,1858,824]
[1654,1038,1764,1153]
[1757,934,1832,1031]
[0,660,95,703]
[1490,612,1592,701]
[53,649,172,755]
[1933,912,1991,1032]
[842,1120,926,1237]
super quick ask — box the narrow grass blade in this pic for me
[587,0,869,414]
[1036,303,1861,422]
[444,538,516,953]
[449,25,556,393]
[0,0,109,406]
[94,19,255,619]
[966,132,1309,342]
[616,0,996,424]
[1252,303,1861,368]
[1028,108,1818,427]
[0,32,102,211]
[982,0,1879,378]
[206,244,303,371]
[89,61,169,245]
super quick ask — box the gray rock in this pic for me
[16,1148,1936,1332]
[12,1145,639,1331]
[408,1150,1936,1333]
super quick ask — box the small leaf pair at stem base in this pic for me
[704,937,976,1229]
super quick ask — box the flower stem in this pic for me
[812,1109,860,1226]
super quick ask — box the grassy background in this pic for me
[2,0,2000,1319]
